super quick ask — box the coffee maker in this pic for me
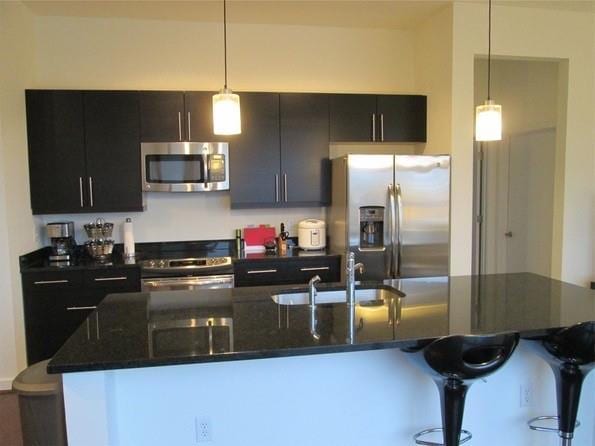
[359,206,384,249]
[47,222,77,262]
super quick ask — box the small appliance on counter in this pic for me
[84,218,114,261]
[46,222,76,262]
[298,219,326,251]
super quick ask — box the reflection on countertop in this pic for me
[48,273,595,374]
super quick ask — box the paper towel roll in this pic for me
[123,218,135,258]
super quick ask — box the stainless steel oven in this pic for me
[141,142,229,192]
[142,274,234,292]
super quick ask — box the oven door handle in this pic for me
[142,275,234,288]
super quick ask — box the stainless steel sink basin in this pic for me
[271,287,400,305]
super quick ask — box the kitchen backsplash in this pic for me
[35,192,325,246]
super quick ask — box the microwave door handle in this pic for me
[203,154,209,190]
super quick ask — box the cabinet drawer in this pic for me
[234,261,288,287]
[22,270,83,291]
[287,257,340,283]
[83,268,140,291]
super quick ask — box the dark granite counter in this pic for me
[48,273,595,374]
[20,246,140,272]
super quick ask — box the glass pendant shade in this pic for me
[213,88,241,135]
[475,99,502,141]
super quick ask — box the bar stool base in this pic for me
[413,427,472,446]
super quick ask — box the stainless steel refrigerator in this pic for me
[328,154,450,281]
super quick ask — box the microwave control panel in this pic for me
[208,154,226,182]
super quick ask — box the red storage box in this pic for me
[243,225,276,246]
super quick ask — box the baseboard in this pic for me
[0,379,13,392]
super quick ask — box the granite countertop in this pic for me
[19,246,140,272]
[47,273,595,374]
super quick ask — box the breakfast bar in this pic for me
[48,273,595,446]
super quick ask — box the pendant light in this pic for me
[213,0,241,135]
[475,0,502,141]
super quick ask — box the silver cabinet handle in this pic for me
[66,306,97,311]
[283,173,288,202]
[79,177,84,207]
[247,269,277,274]
[88,177,94,207]
[94,276,127,282]
[275,174,280,202]
[178,111,182,141]
[34,279,69,285]
[372,113,376,141]
[300,266,330,272]
[380,113,384,141]
[187,111,192,141]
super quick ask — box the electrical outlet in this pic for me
[195,417,212,443]
[520,383,533,407]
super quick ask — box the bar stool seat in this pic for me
[402,332,519,446]
[525,321,594,446]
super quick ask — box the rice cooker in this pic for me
[298,219,326,250]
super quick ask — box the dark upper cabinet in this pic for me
[139,91,185,142]
[26,91,87,214]
[377,95,427,142]
[329,94,377,142]
[26,89,143,214]
[280,93,330,205]
[84,92,143,212]
[329,94,427,143]
[184,91,227,142]
[229,92,281,207]
[140,91,225,142]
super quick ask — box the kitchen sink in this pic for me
[271,287,401,305]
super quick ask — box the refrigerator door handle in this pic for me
[388,183,396,277]
[395,183,403,277]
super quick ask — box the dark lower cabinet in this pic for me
[229,93,281,207]
[84,92,143,212]
[234,256,341,287]
[22,267,140,365]
[280,93,330,205]
[26,91,87,214]
[377,95,426,142]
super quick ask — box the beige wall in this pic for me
[0,1,38,389]
[414,5,453,155]
[450,2,594,286]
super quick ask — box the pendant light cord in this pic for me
[223,0,228,89]
[487,0,492,100]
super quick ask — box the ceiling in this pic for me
[23,0,595,30]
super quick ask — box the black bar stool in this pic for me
[525,321,594,446]
[401,333,519,446]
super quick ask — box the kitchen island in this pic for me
[49,273,595,446]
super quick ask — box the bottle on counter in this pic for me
[123,218,135,258]
[235,229,242,257]
[278,222,288,255]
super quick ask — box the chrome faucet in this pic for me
[308,275,321,339]
[346,252,364,344]
[346,252,364,306]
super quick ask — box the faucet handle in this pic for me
[309,275,322,285]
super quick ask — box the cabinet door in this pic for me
[184,91,227,142]
[376,95,427,142]
[84,91,144,212]
[280,94,330,205]
[229,93,281,208]
[139,91,185,142]
[26,90,87,214]
[329,94,377,142]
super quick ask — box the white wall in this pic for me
[450,2,594,286]
[62,346,595,446]
[0,1,38,390]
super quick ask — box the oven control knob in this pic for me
[158,260,167,267]
[148,260,156,267]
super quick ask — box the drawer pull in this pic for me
[300,266,330,272]
[247,269,278,274]
[34,279,69,285]
[94,276,127,282]
[66,306,97,311]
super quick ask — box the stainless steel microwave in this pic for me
[141,142,229,192]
